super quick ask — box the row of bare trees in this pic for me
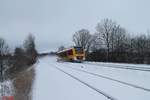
[0,34,37,63]
[73,18,150,64]
[0,38,9,56]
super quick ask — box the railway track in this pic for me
[62,65,150,92]
[54,66,117,100]
[84,63,150,72]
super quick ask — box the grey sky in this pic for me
[0,0,150,52]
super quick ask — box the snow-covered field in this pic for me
[32,56,150,100]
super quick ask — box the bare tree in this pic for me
[132,34,147,55]
[146,30,150,51]
[73,29,93,53]
[23,34,37,63]
[0,37,9,86]
[0,37,9,56]
[24,34,36,54]
[146,30,150,63]
[96,18,117,61]
[114,27,128,51]
[90,33,104,51]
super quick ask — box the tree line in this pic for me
[0,34,37,63]
[73,18,150,64]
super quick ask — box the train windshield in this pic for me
[67,49,73,55]
[74,47,84,54]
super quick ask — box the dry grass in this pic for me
[13,67,35,100]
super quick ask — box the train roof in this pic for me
[57,48,73,54]
[57,46,83,54]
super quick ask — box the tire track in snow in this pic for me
[54,66,118,100]
[62,65,150,92]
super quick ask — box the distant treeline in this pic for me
[38,52,56,57]
[72,18,150,64]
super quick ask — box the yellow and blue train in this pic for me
[57,47,85,62]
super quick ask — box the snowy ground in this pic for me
[0,80,14,96]
[32,56,150,100]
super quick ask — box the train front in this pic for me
[73,47,85,62]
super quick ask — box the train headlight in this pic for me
[74,57,77,60]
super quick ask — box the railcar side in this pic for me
[57,47,85,62]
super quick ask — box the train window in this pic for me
[67,49,73,55]
[74,47,83,54]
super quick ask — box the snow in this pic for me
[85,61,150,68]
[32,56,150,100]
[32,56,108,100]
[64,61,150,89]
[0,80,14,96]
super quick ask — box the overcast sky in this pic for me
[0,0,150,52]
